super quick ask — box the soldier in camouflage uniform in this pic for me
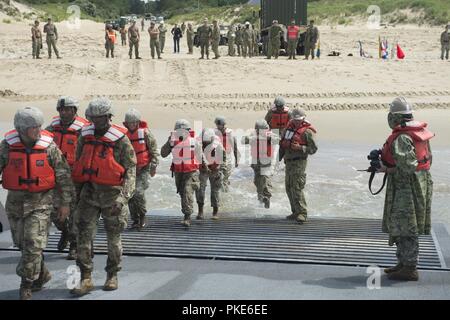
[235,24,243,57]
[186,23,195,54]
[279,108,318,224]
[43,18,61,59]
[123,108,159,230]
[128,20,141,59]
[242,22,253,58]
[252,24,260,56]
[161,120,202,227]
[304,20,319,60]
[227,25,236,56]
[264,96,292,137]
[31,20,42,59]
[45,96,89,261]
[211,20,221,59]
[197,19,212,60]
[266,20,283,59]
[196,129,224,220]
[214,116,239,193]
[379,97,434,281]
[242,120,279,208]
[441,25,449,60]
[70,98,137,296]
[158,22,168,53]
[0,107,74,300]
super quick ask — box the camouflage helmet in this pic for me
[274,96,286,108]
[124,108,141,123]
[57,96,79,111]
[214,116,226,126]
[14,106,44,133]
[255,119,269,130]
[85,97,114,120]
[389,97,413,115]
[174,119,191,130]
[291,108,306,120]
[202,128,216,143]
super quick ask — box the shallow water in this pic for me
[0,125,448,227]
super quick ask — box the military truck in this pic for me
[260,0,308,55]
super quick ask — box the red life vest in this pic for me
[125,121,151,170]
[280,120,316,150]
[50,116,89,167]
[107,30,116,43]
[287,25,300,40]
[270,106,290,129]
[72,124,128,186]
[2,130,56,193]
[215,128,233,154]
[170,130,200,173]
[203,136,223,171]
[381,121,434,171]
[251,130,273,166]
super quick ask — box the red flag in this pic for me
[397,44,405,59]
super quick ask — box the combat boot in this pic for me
[296,214,307,224]
[211,206,219,220]
[103,272,118,291]
[286,213,298,220]
[263,198,270,209]
[20,278,33,300]
[57,229,69,251]
[384,263,403,274]
[31,265,51,292]
[130,220,140,230]
[387,266,419,281]
[139,215,147,230]
[196,204,204,220]
[70,271,94,296]
[67,242,77,260]
[182,215,191,227]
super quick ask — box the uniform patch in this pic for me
[36,160,45,167]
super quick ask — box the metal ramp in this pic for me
[42,215,447,270]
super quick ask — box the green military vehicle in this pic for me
[260,0,308,55]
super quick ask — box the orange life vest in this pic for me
[280,120,316,150]
[107,30,116,43]
[381,121,434,171]
[72,124,128,186]
[50,116,89,167]
[2,130,56,193]
[215,128,233,154]
[170,130,200,173]
[270,106,290,129]
[251,129,273,166]
[202,136,223,171]
[125,121,151,170]
[287,25,300,40]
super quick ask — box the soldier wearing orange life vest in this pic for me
[45,96,89,260]
[70,98,136,296]
[280,108,318,224]
[123,108,159,230]
[161,119,202,227]
[214,116,240,193]
[377,97,434,282]
[0,107,74,300]
[265,96,292,136]
[195,128,225,220]
[105,24,116,58]
[242,120,279,209]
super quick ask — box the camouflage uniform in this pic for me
[158,24,167,53]
[149,25,161,59]
[211,23,221,59]
[215,127,239,193]
[128,24,140,59]
[197,24,212,59]
[227,29,236,56]
[267,23,283,59]
[441,28,449,60]
[304,24,319,60]
[0,107,74,299]
[186,25,195,54]
[281,121,318,222]
[31,23,42,59]
[253,27,260,56]
[242,27,253,58]
[128,129,159,227]
[120,27,127,46]
[43,21,60,59]
[235,27,243,56]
